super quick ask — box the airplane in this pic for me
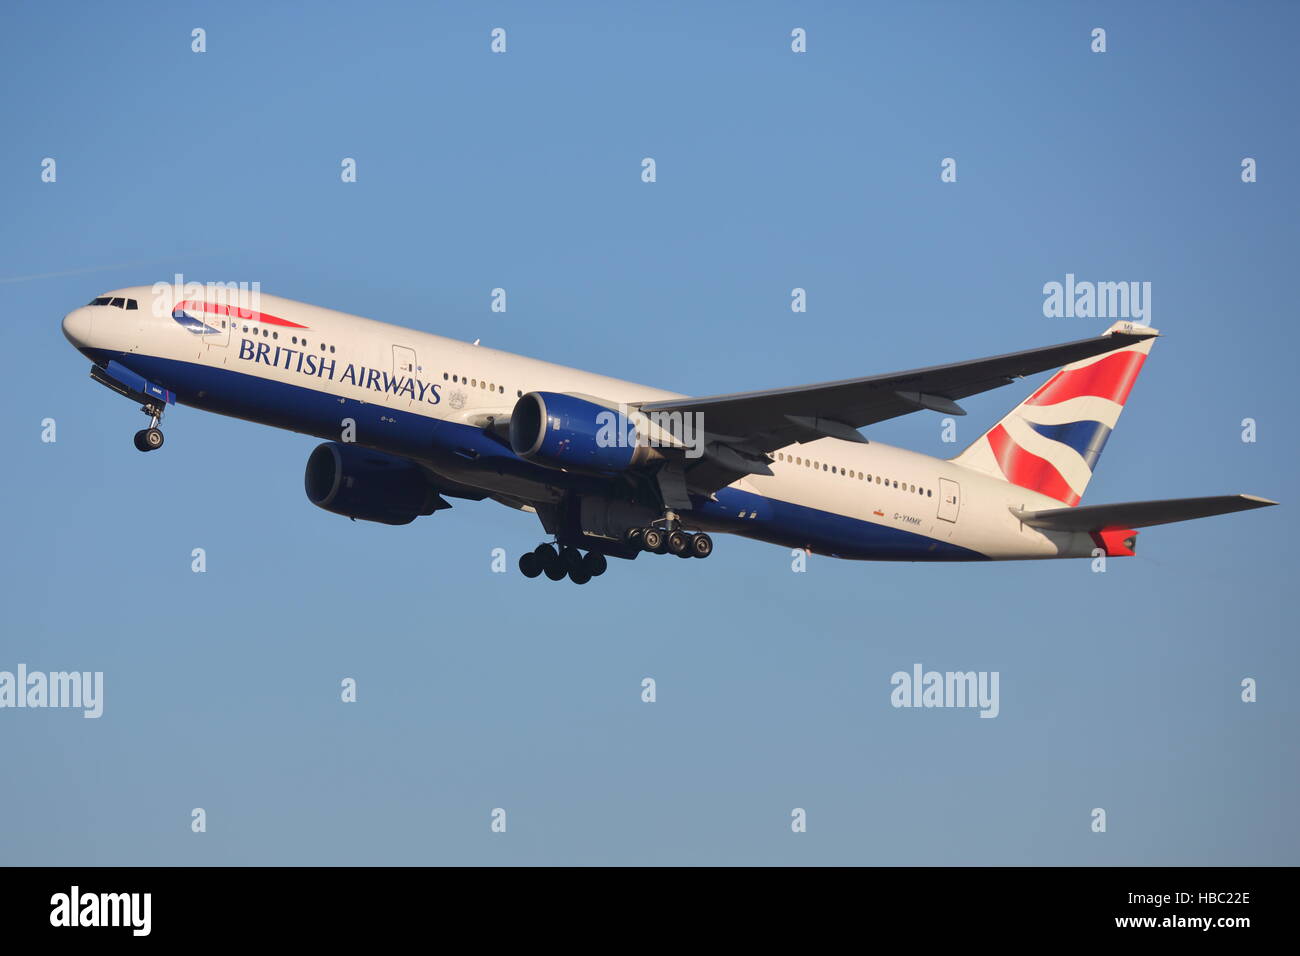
[61,286,1276,584]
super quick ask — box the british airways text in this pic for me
[238,338,442,404]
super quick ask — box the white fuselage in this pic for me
[62,286,1098,562]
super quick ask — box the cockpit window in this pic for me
[86,296,138,309]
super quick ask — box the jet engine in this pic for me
[304,442,445,525]
[509,391,661,473]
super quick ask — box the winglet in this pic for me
[1104,320,1160,337]
[1239,493,1280,506]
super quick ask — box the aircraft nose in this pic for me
[62,307,93,347]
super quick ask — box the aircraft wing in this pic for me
[1011,494,1278,532]
[635,323,1158,496]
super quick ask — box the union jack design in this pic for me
[951,322,1157,506]
[172,299,309,336]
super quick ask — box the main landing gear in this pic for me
[518,543,609,585]
[624,525,713,559]
[132,403,166,453]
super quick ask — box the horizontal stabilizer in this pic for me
[1012,494,1278,532]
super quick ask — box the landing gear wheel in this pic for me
[625,527,644,549]
[690,533,713,559]
[581,551,607,577]
[534,544,565,581]
[134,427,164,452]
[518,552,542,578]
[641,528,664,553]
[560,546,584,573]
[667,530,690,557]
[568,568,591,585]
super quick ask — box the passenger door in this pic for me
[937,478,961,523]
[393,345,419,407]
[393,345,418,378]
[204,304,231,348]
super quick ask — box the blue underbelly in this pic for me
[90,350,988,562]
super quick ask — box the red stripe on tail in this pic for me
[1025,350,1146,408]
[986,425,1081,506]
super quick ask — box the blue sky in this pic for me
[1,0,1295,865]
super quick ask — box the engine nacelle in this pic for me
[304,442,442,525]
[509,391,660,473]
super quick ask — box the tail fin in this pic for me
[950,321,1157,506]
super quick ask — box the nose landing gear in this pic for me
[132,404,166,453]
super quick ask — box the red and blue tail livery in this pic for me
[953,322,1153,507]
